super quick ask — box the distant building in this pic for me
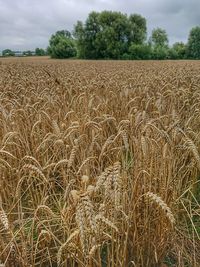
[0,50,36,57]
[22,51,36,56]
[13,51,24,57]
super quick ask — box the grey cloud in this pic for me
[0,0,200,50]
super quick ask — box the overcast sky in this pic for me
[0,0,199,51]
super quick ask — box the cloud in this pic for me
[0,0,199,50]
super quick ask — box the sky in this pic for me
[0,0,199,51]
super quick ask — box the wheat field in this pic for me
[0,58,200,267]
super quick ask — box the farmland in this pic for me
[0,58,200,266]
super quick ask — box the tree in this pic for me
[128,44,152,59]
[2,49,14,57]
[74,11,148,59]
[187,26,200,59]
[73,21,87,58]
[152,46,169,60]
[35,48,45,56]
[128,14,147,44]
[169,42,186,59]
[74,12,101,59]
[150,28,169,59]
[23,50,33,56]
[151,28,168,47]
[48,30,77,59]
[74,11,130,59]
[95,11,129,59]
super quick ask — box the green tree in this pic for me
[169,42,186,59]
[152,46,169,59]
[35,48,45,56]
[150,28,169,59]
[48,30,77,59]
[2,49,14,57]
[74,12,101,59]
[96,11,129,59]
[128,43,152,59]
[73,21,87,58]
[23,50,33,56]
[74,11,130,59]
[187,26,200,59]
[151,28,168,47]
[74,11,148,59]
[128,14,147,44]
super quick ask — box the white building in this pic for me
[13,51,24,57]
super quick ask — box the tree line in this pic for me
[1,48,46,57]
[2,11,200,60]
[48,11,200,60]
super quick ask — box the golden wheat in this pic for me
[0,58,199,266]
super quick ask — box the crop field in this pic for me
[0,58,200,267]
